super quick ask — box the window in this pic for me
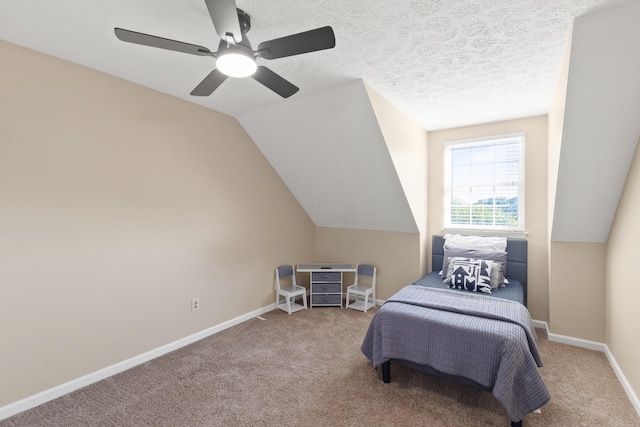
[444,133,524,232]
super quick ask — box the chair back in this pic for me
[355,264,376,287]
[357,264,375,277]
[275,265,296,290]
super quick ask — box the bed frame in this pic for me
[382,235,529,427]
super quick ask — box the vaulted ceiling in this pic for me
[239,81,420,233]
[1,0,638,241]
[0,0,609,130]
[552,1,640,243]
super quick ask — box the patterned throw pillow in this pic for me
[442,248,508,287]
[447,258,492,294]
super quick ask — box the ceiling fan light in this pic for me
[216,50,257,78]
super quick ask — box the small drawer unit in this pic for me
[310,271,343,307]
[297,264,356,308]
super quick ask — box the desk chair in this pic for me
[275,265,307,314]
[345,264,377,312]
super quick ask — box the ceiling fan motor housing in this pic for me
[237,9,251,34]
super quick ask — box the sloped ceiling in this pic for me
[0,0,608,131]
[239,81,418,233]
[552,1,640,243]
[1,0,632,236]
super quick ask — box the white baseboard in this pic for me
[0,303,276,421]
[547,333,607,352]
[604,344,640,418]
[532,319,639,418]
[531,319,548,331]
[533,319,606,351]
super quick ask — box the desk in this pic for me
[297,263,355,308]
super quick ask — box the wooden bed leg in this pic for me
[382,361,390,383]
[511,420,522,427]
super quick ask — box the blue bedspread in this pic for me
[361,285,550,423]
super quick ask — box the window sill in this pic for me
[442,228,528,239]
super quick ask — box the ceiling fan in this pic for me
[114,0,335,98]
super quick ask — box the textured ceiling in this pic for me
[3,0,635,240]
[0,0,612,131]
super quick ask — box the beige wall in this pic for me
[548,242,606,341]
[315,227,422,300]
[427,116,549,321]
[0,40,316,406]
[606,137,640,397]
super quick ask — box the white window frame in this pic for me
[443,132,525,235]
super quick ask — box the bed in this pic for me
[416,235,528,306]
[361,235,550,427]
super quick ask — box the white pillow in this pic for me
[443,234,507,252]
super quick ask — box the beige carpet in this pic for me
[2,306,639,426]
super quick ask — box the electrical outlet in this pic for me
[191,297,200,312]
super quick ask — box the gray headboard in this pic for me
[431,235,528,306]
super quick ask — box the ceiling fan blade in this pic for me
[257,26,335,60]
[252,66,299,98]
[114,28,211,56]
[205,0,242,43]
[190,69,228,96]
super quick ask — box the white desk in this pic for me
[297,263,355,308]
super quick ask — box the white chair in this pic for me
[275,265,307,314]
[345,264,377,312]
